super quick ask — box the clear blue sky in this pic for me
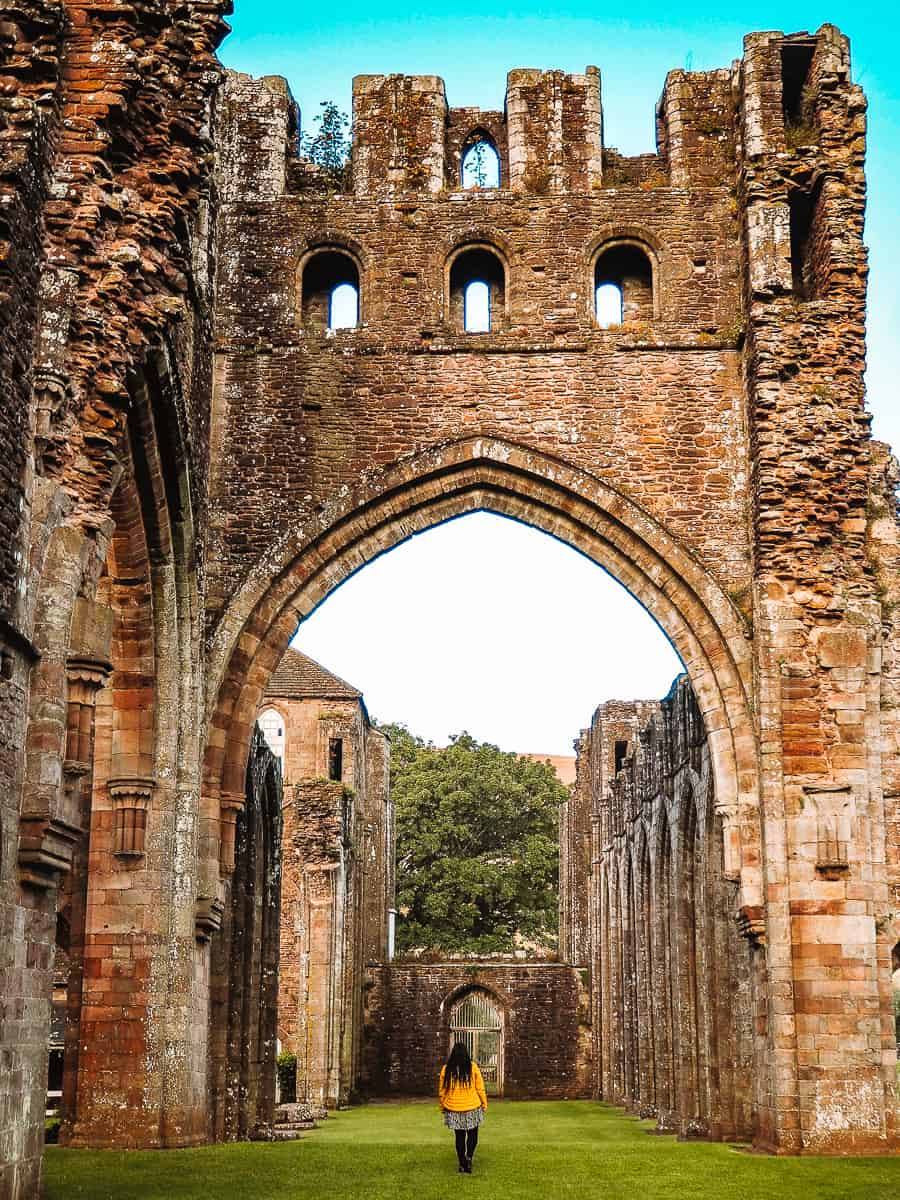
[222,6,899,754]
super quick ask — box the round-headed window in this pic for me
[593,242,655,326]
[449,247,506,333]
[258,708,285,766]
[302,249,360,331]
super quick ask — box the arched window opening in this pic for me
[302,249,360,332]
[593,242,654,326]
[614,738,629,774]
[461,134,501,189]
[258,707,285,766]
[450,990,503,1095]
[449,247,505,334]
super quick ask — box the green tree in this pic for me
[380,725,564,955]
[300,100,351,188]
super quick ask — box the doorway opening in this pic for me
[450,990,504,1096]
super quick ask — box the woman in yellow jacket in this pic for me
[438,1041,487,1173]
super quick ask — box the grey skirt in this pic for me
[443,1107,484,1131]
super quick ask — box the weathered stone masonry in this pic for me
[1,14,898,1197]
[361,963,591,1100]
[206,23,898,1155]
[262,649,394,1107]
[567,678,755,1139]
[2,3,234,1196]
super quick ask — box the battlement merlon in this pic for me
[217,71,300,202]
[351,68,604,194]
[216,23,861,203]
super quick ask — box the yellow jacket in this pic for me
[438,1063,488,1112]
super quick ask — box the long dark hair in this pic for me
[445,1040,473,1086]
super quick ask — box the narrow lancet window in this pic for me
[595,283,623,328]
[330,282,359,330]
[329,737,344,782]
[464,280,491,332]
[461,136,501,189]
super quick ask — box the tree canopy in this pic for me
[380,724,564,955]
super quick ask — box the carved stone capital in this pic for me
[219,791,246,876]
[109,776,154,857]
[66,656,112,692]
[195,895,226,943]
[220,790,246,814]
[108,777,154,805]
[737,904,766,945]
[18,814,83,890]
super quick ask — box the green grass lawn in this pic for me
[44,1100,900,1200]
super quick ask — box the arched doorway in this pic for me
[203,436,764,1132]
[450,991,504,1096]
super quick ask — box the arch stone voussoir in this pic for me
[205,436,760,907]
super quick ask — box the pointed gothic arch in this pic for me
[203,437,759,913]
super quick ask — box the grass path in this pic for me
[44,1100,900,1200]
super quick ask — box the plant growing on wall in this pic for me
[465,140,489,187]
[381,724,563,955]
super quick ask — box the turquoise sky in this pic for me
[221,3,898,450]
[222,6,900,752]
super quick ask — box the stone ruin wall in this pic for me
[208,728,283,1142]
[208,66,751,629]
[362,963,592,1100]
[0,14,898,1196]
[274,696,392,1107]
[1,4,232,1195]
[738,32,899,1150]
[562,698,660,969]
[570,678,756,1138]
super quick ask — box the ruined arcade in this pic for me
[1,8,899,1197]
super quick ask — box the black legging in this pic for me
[454,1127,478,1163]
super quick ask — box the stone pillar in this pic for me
[57,656,110,1145]
[303,866,339,1106]
[0,620,45,1200]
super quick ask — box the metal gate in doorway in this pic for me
[450,991,503,1095]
